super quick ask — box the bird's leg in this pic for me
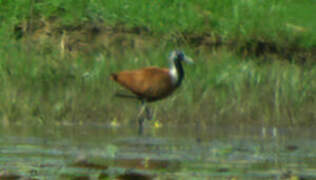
[138,117,144,135]
[137,100,152,120]
[136,101,153,135]
[137,100,146,135]
[136,101,146,120]
[145,105,153,120]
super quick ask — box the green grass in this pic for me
[0,0,315,50]
[0,42,314,126]
[0,0,314,126]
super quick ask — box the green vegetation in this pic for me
[0,0,315,126]
[1,0,315,51]
[0,46,314,126]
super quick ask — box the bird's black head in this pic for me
[175,51,185,61]
[169,50,193,64]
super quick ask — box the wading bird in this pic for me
[110,51,193,133]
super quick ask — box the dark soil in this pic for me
[14,20,315,64]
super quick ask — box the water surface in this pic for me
[0,123,315,179]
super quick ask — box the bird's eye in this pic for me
[178,53,184,60]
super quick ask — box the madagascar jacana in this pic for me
[111,51,193,131]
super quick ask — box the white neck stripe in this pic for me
[169,62,178,85]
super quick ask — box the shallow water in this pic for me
[0,123,315,179]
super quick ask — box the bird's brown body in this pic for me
[111,67,176,102]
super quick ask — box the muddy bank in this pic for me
[14,20,315,63]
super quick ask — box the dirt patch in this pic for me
[180,32,315,64]
[14,19,155,57]
[14,19,315,63]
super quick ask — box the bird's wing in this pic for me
[112,67,174,98]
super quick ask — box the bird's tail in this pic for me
[110,73,118,81]
[111,73,139,100]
